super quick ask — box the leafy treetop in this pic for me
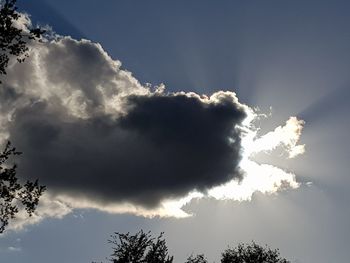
[0,141,46,233]
[0,0,44,80]
[221,242,290,263]
[94,231,292,263]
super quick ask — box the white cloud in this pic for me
[245,116,305,158]
[7,246,21,252]
[208,160,300,201]
[7,194,72,232]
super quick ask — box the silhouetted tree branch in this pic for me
[0,0,44,81]
[0,141,46,233]
[93,230,173,263]
[0,0,45,233]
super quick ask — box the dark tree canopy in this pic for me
[96,232,292,263]
[185,254,208,263]
[221,242,290,263]
[0,0,44,79]
[0,0,45,233]
[94,231,174,263]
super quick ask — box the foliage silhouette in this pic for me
[94,230,174,263]
[0,0,45,233]
[185,254,208,263]
[0,142,46,233]
[0,0,44,81]
[221,242,290,263]
[95,232,292,263]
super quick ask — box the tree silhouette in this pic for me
[221,242,290,263]
[0,142,46,233]
[185,254,208,263]
[0,0,44,80]
[94,230,174,263]
[0,0,45,233]
[95,232,292,263]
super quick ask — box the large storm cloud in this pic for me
[1,36,248,209]
[0,15,306,231]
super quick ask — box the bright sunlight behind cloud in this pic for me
[208,116,304,202]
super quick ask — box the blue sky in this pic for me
[1,1,350,262]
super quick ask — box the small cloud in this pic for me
[7,246,21,252]
[246,117,305,158]
[306,182,313,187]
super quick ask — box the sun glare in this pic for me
[164,112,306,217]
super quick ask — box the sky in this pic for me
[1,0,350,262]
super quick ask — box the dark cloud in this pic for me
[0,34,249,210]
[9,92,246,207]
